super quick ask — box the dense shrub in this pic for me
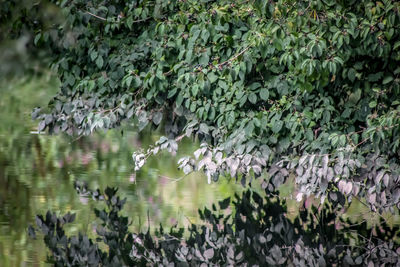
[26,0,400,211]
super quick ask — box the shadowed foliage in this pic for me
[29,182,400,266]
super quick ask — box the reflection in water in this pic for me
[0,76,242,266]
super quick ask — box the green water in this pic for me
[0,75,242,266]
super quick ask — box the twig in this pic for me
[344,218,368,228]
[159,174,189,183]
[353,195,390,225]
[70,134,84,144]
[163,69,174,76]
[147,210,151,232]
[84,10,150,23]
[353,137,369,148]
[217,46,251,68]
[86,11,107,21]
[184,215,193,225]
[132,17,151,23]
[175,133,187,142]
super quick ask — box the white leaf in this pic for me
[338,180,346,193]
[309,154,316,166]
[194,149,202,159]
[375,170,385,184]
[296,166,304,176]
[344,181,353,195]
[299,155,308,166]
[296,192,303,202]
[183,165,193,174]
[383,174,389,187]
[243,154,252,165]
[368,193,376,204]
[252,165,262,175]
[229,158,240,177]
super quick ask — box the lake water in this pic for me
[0,75,243,266]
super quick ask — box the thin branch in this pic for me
[184,215,193,225]
[70,134,85,144]
[158,174,189,183]
[217,46,251,68]
[353,195,390,225]
[344,218,368,228]
[163,69,174,76]
[85,11,107,21]
[132,17,151,23]
[147,210,151,231]
[353,137,369,148]
[175,133,187,142]
[84,10,150,23]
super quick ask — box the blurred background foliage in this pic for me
[0,0,61,78]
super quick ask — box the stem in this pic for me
[217,46,251,68]
[86,11,107,21]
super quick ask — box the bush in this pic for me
[26,0,400,211]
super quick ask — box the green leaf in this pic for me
[330,134,339,146]
[126,76,133,87]
[96,56,104,68]
[394,41,400,50]
[272,120,283,134]
[90,51,98,61]
[347,68,356,82]
[176,93,184,107]
[382,75,393,85]
[66,74,75,86]
[259,88,269,101]
[368,72,383,82]
[199,53,209,65]
[369,101,377,108]
[126,16,134,29]
[245,121,254,136]
[348,89,361,104]
[218,80,228,91]
[239,95,247,107]
[207,72,218,83]
[192,85,199,96]
[167,88,177,98]
[339,135,346,147]
[201,29,210,43]
[88,80,95,91]
[190,101,197,112]
[249,82,261,90]
[248,93,257,104]
[34,33,41,45]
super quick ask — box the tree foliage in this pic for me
[30,0,400,211]
[0,0,61,76]
[29,182,400,266]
